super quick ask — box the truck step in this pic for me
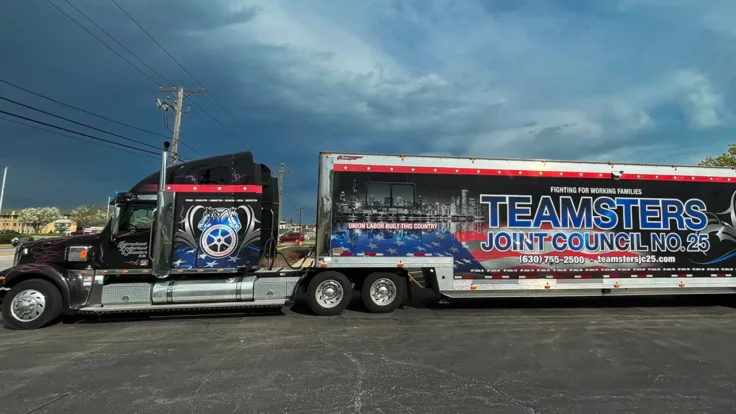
[78,299,288,313]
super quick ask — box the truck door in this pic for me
[103,204,155,270]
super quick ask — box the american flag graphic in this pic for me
[331,223,654,273]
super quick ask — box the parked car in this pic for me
[279,232,305,243]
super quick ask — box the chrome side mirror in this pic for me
[110,205,122,239]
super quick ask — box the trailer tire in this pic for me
[2,279,63,330]
[361,272,404,313]
[307,271,352,316]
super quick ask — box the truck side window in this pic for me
[198,166,230,184]
[120,207,155,231]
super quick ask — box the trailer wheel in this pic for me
[307,271,352,316]
[1,279,63,330]
[361,272,404,313]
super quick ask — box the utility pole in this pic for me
[277,163,285,242]
[157,86,206,165]
[0,166,7,216]
[299,207,303,232]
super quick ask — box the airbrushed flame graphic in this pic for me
[692,190,736,265]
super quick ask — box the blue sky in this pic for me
[1,0,735,222]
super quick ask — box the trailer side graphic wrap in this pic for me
[330,169,736,277]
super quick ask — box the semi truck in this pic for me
[2,142,736,329]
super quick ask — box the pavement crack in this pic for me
[311,330,366,414]
[24,393,69,414]
[352,350,539,413]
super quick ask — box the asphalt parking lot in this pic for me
[1,289,736,414]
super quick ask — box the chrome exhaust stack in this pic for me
[152,141,175,278]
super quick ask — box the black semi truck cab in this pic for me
[0,143,435,330]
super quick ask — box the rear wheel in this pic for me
[2,279,63,330]
[361,272,404,313]
[307,271,352,316]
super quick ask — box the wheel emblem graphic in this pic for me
[201,224,237,258]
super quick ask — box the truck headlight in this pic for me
[66,246,91,262]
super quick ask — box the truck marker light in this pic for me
[101,270,107,274]
[614,283,620,288]
[0,276,4,281]
[397,263,404,268]
[679,282,685,288]
[320,262,328,268]
[143,269,149,274]
[470,285,478,290]
[121,270,128,274]
[544,284,550,289]
[177,269,183,273]
[197,269,203,273]
[217,269,223,273]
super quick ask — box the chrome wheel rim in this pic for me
[369,278,397,305]
[315,280,344,308]
[10,289,46,322]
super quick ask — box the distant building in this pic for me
[0,211,78,235]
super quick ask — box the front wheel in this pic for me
[361,272,404,313]
[2,279,63,330]
[307,271,352,316]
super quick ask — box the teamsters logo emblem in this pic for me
[197,207,242,258]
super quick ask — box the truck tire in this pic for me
[2,279,63,330]
[307,271,352,316]
[361,272,404,313]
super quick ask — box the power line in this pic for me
[1,79,205,158]
[42,3,207,159]
[62,0,170,86]
[1,79,168,139]
[0,109,160,156]
[189,101,241,140]
[48,0,239,152]
[0,96,162,152]
[110,0,256,140]
[0,115,158,161]
[45,0,161,87]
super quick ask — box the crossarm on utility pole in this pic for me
[157,87,206,165]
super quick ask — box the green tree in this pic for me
[699,143,736,167]
[18,207,62,233]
